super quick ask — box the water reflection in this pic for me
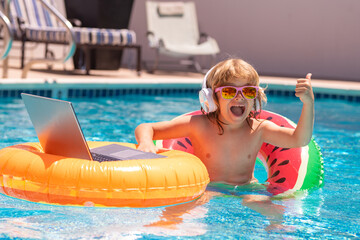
[143,186,324,236]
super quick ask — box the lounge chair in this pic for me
[5,0,76,78]
[6,0,141,78]
[145,1,219,73]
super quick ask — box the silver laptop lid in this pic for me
[21,93,93,160]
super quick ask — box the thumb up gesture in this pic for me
[295,73,314,104]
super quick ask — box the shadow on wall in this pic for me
[129,0,360,81]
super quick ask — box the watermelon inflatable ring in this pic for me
[156,110,324,198]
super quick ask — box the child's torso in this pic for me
[191,117,263,185]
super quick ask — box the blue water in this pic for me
[0,94,359,239]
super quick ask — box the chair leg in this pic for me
[83,47,91,75]
[2,58,9,78]
[21,40,26,69]
[189,56,203,73]
[45,43,55,70]
[148,49,160,73]
[45,43,49,58]
[193,61,203,73]
[136,45,142,76]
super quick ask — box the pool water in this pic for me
[0,94,359,239]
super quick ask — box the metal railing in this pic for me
[20,0,76,78]
[0,8,13,78]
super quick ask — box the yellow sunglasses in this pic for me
[215,86,259,100]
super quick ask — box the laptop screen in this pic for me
[21,93,167,161]
[21,93,93,160]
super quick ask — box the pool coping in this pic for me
[0,77,359,101]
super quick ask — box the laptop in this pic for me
[21,93,166,162]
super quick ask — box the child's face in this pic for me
[216,78,256,126]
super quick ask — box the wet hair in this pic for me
[201,58,267,135]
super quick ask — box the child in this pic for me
[135,58,314,186]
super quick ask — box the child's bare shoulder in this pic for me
[173,114,212,133]
[171,114,207,126]
[189,114,210,126]
[189,114,215,137]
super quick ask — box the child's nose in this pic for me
[234,91,244,100]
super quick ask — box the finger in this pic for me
[297,77,313,83]
[297,79,309,83]
[295,84,311,91]
[157,147,169,153]
[149,147,158,154]
[295,91,305,98]
[295,87,306,91]
[306,73,312,80]
[296,83,311,89]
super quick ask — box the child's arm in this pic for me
[135,123,158,153]
[293,73,314,145]
[262,73,314,148]
[135,115,193,153]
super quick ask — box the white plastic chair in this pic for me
[145,1,219,73]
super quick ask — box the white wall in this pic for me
[129,0,360,81]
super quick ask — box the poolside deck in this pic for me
[1,59,360,95]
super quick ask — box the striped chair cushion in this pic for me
[25,26,68,42]
[73,27,136,45]
[10,0,136,45]
[24,27,137,45]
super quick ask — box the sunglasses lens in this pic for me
[242,87,257,99]
[221,87,237,99]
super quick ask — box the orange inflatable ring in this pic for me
[0,142,209,207]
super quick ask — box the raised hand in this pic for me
[295,73,314,104]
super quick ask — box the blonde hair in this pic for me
[202,58,267,134]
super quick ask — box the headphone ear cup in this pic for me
[199,88,217,113]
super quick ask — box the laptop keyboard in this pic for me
[91,153,121,162]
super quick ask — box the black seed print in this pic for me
[278,160,290,166]
[270,170,280,178]
[266,155,270,163]
[275,178,286,183]
[280,148,290,152]
[271,146,279,153]
[269,158,277,167]
[177,141,187,149]
[185,138,192,146]
[280,125,285,127]
[267,117,273,120]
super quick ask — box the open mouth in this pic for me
[230,105,245,117]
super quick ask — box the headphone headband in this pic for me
[202,66,216,89]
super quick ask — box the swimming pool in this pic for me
[0,88,359,239]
